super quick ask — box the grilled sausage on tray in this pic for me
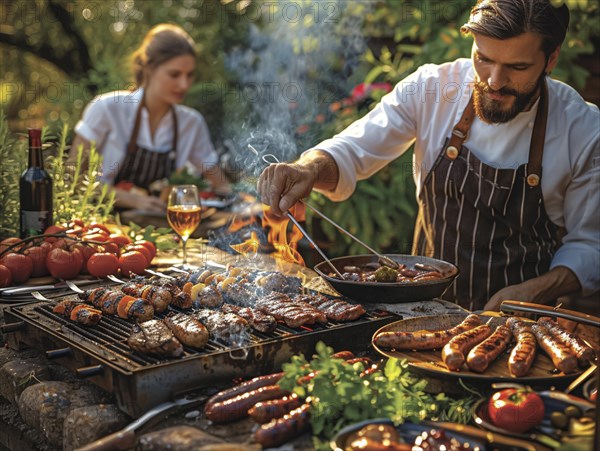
[506,317,538,377]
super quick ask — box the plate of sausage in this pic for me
[372,313,596,383]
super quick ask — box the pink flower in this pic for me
[351,82,393,102]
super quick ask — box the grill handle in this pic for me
[500,300,600,327]
[0,321,25,333]
[76,365,103,378]
[46,347,73,359]
[75,430,136,451]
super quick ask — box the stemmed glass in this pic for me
[166,185,201,268]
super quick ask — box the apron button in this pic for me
[527,173,540,187]
[446,145,459,159]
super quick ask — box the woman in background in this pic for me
[71,23,229,212]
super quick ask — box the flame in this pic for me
[261,203,306,267]
[230,231,260,256]
[228,215,258,233]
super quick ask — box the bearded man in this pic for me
[258,0,599,312]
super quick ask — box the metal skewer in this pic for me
[285,212,345,280]
[300,200,400,269]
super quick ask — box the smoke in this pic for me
[223,0,374,191]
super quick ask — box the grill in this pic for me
[3,295,397,417]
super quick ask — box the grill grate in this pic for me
[4,295,398,417]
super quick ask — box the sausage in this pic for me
[531,324,579,374]
[537,317,595,366]
[204,372,285,409]
[254,403,311,448]
[466,325,512,373]
[204,385,289,423]
[331,350,355,361]
[375,314,482,350]
[348,437,412,450]
[248,394,302,423]
[506,317,537,377]
[442,325,491,371]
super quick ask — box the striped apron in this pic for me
[114,98,178,190]
[413,82,558,310]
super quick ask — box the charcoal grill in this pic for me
[2,296,396,417]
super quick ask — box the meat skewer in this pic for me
[506,317,538,377]
[537,317,595,365]
[127,319,184,357]
[374,314,482,350]
[442,325,491,371]
[79,287,154,322]
[53,300,102,326]
[531,323,579,374]
[466,324,512,373]
[120,282,173,313]
[163,313,209,349]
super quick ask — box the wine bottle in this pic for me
[20,128,53,238]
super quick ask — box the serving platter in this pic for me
[372,313,587,384]
[331,418,541,451]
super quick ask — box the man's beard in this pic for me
[473,74,545,124]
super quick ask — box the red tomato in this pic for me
[0,253,33,284]
[135,240,157,261]
[102,242,120,255]
[71,243,98,274]
[487,388,545,433]
[125,245,152,265]
[88,222,111,234]
[0,264,12,287]
[69,219,85,228]
[82,233,108,243]
[590,388,597,402]
[0,237,23,253]
[119,251,148,276]
[43,225,67,243]
[25,245,50,277]
[109,234,132,246]
[52,238,69,250]
[87,253,119,278]
[46,248,84,279]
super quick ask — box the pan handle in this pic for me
[75,429,136,451]
[500,300,600,327]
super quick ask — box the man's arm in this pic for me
[257,149,339,216]
[484,266,582,311]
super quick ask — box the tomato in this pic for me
[488,388,545,433]
[82,233,108,243]
[25,245,50,277]
[43,225,67,243]
[109,234,132,246]
[87,253,119,278]
[590,388,597,402]
[71,243,98,274]
[0,253,33,284]
[88,222,111,234]
[119,251,148,276]
[46,248,84,279]
[124,245,152,265]
[69,219,85,228]
[52,238,69,250]
[135,240,157,261]
[102,242,120,255]
[0,264,12,287]
[0,237,23,253]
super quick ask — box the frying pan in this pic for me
[313,254,459,303]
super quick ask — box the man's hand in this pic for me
[256,150,339,216]
[114,188,166,213]
[484,266,581,312]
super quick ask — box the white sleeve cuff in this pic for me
[74,120,99,144]
[550,244,600,297]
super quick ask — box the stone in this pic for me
[63,404,129,451]
[0,359,51,405]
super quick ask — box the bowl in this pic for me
[313,254,459,303]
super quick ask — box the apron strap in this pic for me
[525,80,548,187]
[444,97,475,160]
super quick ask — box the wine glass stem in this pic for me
[181,237,189,266]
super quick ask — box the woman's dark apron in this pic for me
[114,98,178,190]
[413,82,558,311]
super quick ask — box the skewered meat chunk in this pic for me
[79,287,154,322]
[127,319,183,357]
[254,293,327,328]
[221,303,277,334]
[219,281,257,305]
[293,293,366,322]
[195,285,223,308]
[254,272,302,294]
[193,309,249,346]
[53,300,102,326]
[121,282,172,312]
[163,313,209,349]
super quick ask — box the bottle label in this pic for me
[21,210,50,236]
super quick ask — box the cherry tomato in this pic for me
[0,237,23,253]
[82,233,108,243]
[43,225,67,243]
[52,238,69,250]
[87,253,119,278]
[0,253,33,284]
[0,264,12,287]
[25,245,50,277]
[101,242,120,255]
[487,388,545,433]
[69,219,85,228]
[71,243,98,274]
[46,248,84,279]
[135,240,157,261]
[590,388,597,402]
[88,222,111,234]
[119,251,148,276]
[124,245,152,265]
[108,234,132,246]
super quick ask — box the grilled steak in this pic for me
[127,319,183,357]
[163,313,209,349]
[221,303,277,334]
[254,293,327,328]
[195,285,223,308]
[293,293,366,322]
[193,309,249,346]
